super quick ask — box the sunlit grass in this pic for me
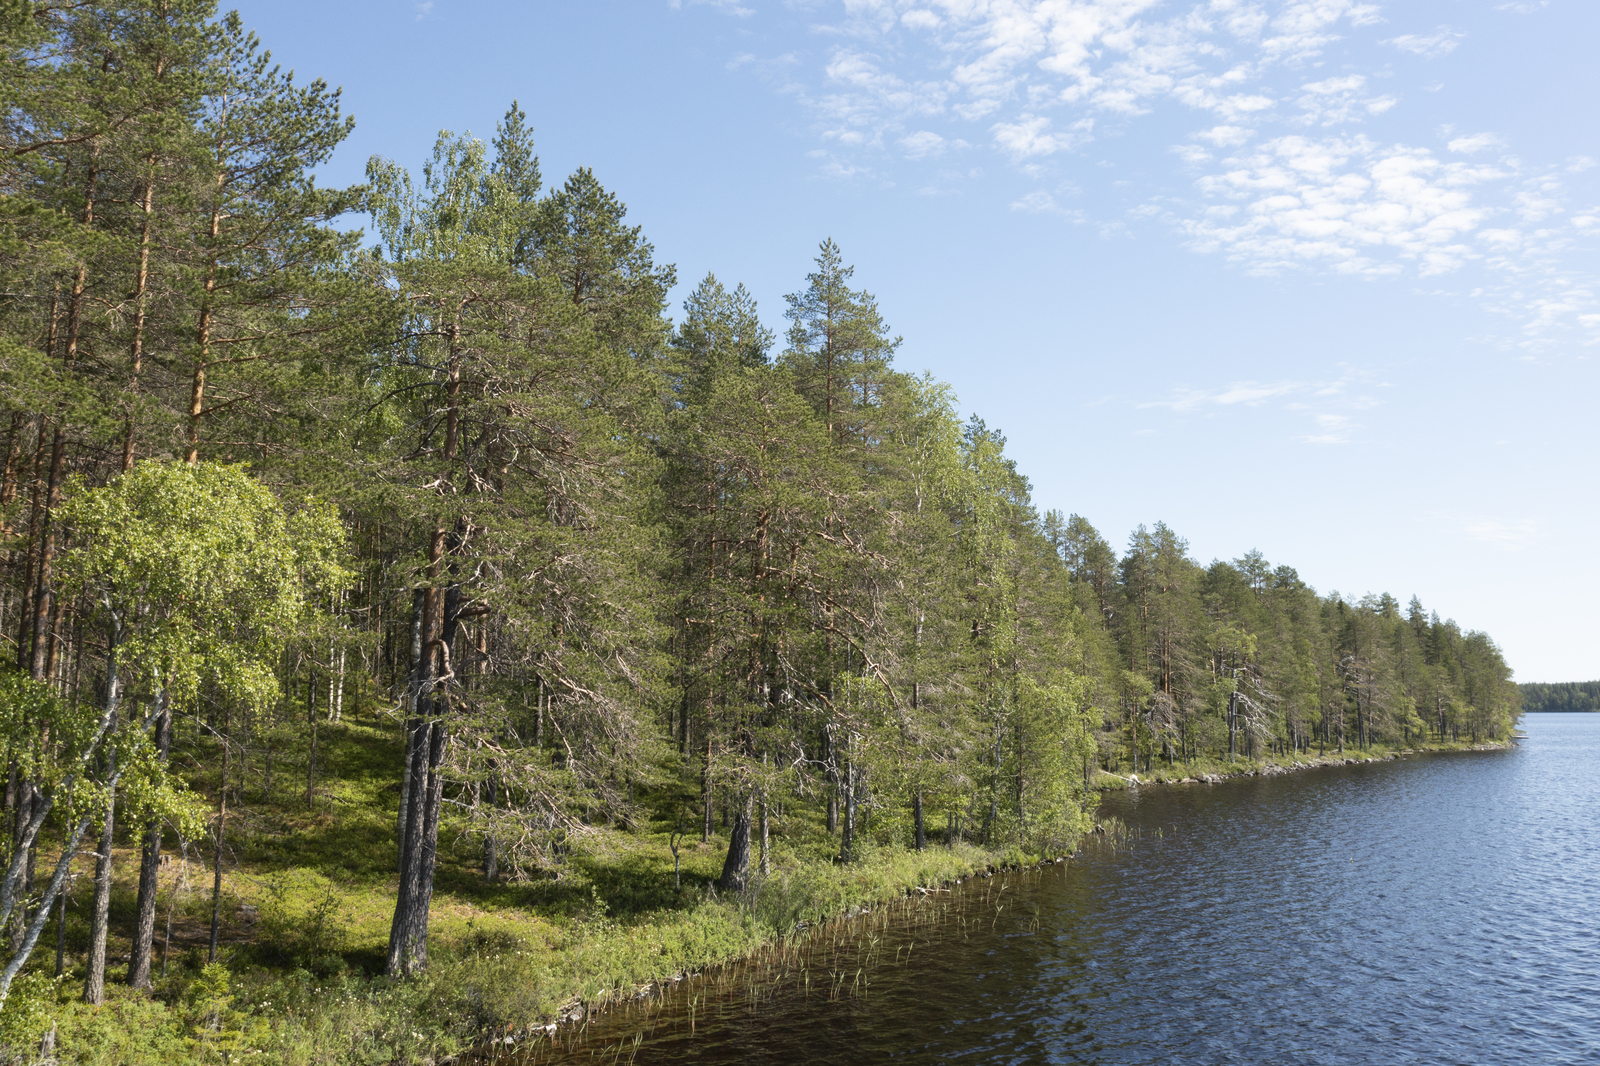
[4,711,1022,1066]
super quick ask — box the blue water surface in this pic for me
[541,715,1600,1065]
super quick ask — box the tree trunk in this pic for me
[0,809,96,1007]
[386,549,456,977]
[0,606,117,1008]
[482,772,498,882]
[700,737,713,843]
[27,425,65,684]
[758,793,770,876]
[333,646,346,722]
[53,884,65,978]
[9,782,34,952]
[305,665,317,807]
[913,789,925,851]
[82,771,114,1005]
[386,718,444,976]
[717,793,753,892]
[396,590,423,872]
[824,726,839,834]
[122,161,156,471]
[128,701,171,988]
[82,609,118,1004]
[186,195,223,464]
[208,725,229,964]
[839,760,856,864]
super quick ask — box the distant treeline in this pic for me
[1518,682,1600,712]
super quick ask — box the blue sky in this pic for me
[235,0,1598,682]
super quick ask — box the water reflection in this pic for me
[530,716,1600,1064]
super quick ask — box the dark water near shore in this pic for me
[534,715,1600,1064]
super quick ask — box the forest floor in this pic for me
[14,711,1026,1066]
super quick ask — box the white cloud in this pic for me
[1012,190,1059,212]
[1139,379,1304,412]
[823,50,947,118]
[1304,411,1355,443]
[992,114,1094,159]
[1302,75,1367,95]
[900,130,947,157]
[1384,27,1465,58]
[1181,135,1503,277]
[1010,189,1089,222]
[723,1,1600,349]
[1448,133,1504,155]
[1296,75,1398,125]
[1138,370,1378,443]
[669,0,753,14]
[1195,125,1254,147]
[1464,519,1539,550]
[790,0,1390,168]
[1515,185,1560,222]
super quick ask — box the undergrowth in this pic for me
[0,716,1013,1065]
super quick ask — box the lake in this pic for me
[533,713,1600,1064]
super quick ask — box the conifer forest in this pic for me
[0,3,1521,1060]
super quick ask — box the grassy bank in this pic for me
[1089,736,1515,791]
[0,716,1018,1066]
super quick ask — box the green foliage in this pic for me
[53,988,189,1066]
[58,461,349,716]
[0,972,60,1060]
[1519,681,1600,712]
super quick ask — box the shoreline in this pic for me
[29,728,1519,1065]
[508,851,1080,1060]
[497,740,1525,1057]
[1090,738,1517,792]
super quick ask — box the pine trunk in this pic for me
[913,789,925,851]
[717,793,753,892]
[758,793,770,876]
[386,539,456,977]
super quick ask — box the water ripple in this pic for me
[539,716,1600,1065]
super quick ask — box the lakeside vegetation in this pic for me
[0,2,1521,1061]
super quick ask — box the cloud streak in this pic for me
[1384,27,1465,58]
[1138,369,1384,443]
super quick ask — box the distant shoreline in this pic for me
[1092,738,1515,791]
